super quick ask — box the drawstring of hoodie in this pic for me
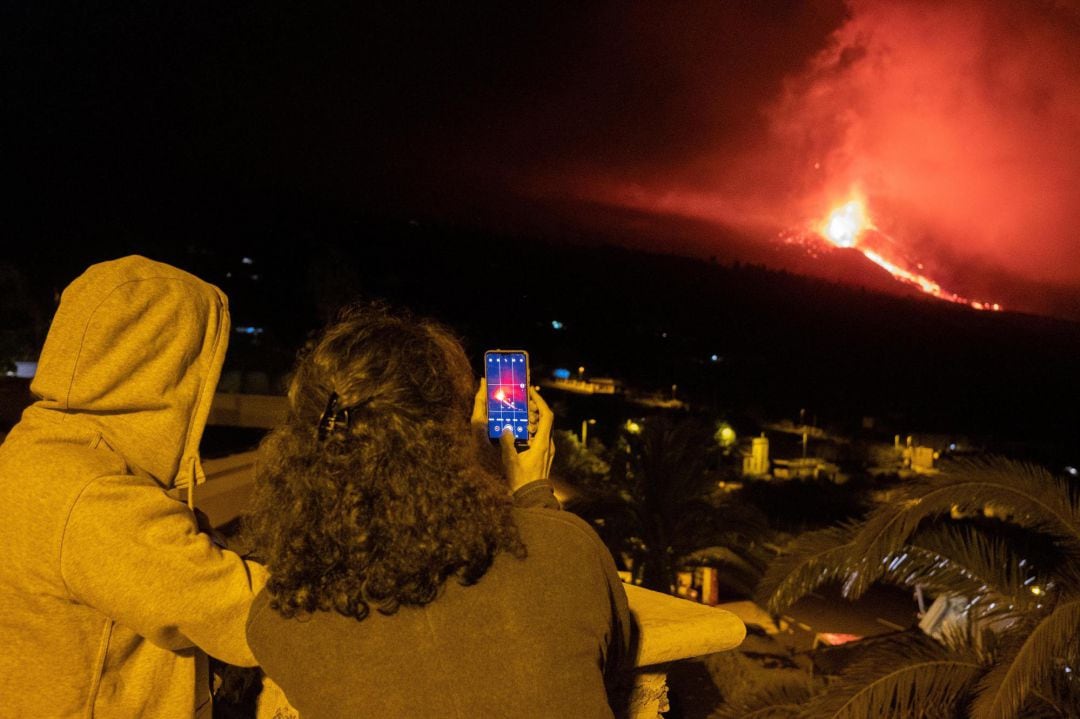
[187,457,197,510]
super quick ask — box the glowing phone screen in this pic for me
[485,351,529,442]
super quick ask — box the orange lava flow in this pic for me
[818,199,1002,312]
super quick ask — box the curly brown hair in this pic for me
[244,302,524,621]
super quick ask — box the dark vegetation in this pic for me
[736,475,881,534]
[749,458,1080,719]
[559,419,770,597]
[5,216,1079,465]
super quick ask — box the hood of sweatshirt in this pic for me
[29,256,229,491]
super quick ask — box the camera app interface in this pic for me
[486,352,529,441]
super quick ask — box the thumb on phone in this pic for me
[501,428,534,492]
[500,427,518,463]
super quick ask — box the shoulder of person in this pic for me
[246,587,275,629]
[512,506,607,551]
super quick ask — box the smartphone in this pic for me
[484,349,530,445]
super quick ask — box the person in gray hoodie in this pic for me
[0,256,267,718]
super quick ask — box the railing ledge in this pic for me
[623,584,745,718]
[626,583,746,668]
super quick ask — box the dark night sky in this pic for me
[5,1,1080,318]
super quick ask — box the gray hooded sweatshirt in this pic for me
[0,256,267,718]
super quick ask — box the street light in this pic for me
[581,418,597,447]
[715,423,736,448]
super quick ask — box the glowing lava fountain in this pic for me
[818,199,1002,312]
[822,201,865,248]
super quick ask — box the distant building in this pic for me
[910,446,936,472]
[897,435,939,474]
[542,377,619,395]
[675,567,719,605]
[771,457,841,481]
[740,429,846,482]
[629,393,688,409]
[742,434,770,477]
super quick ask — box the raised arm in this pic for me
[472,380,558,509]
[60,474,267,666]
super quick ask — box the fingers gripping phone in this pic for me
[484,349,530,446]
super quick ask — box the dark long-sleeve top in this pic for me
[246,480,632,718]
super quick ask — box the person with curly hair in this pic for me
[244,303,632,718]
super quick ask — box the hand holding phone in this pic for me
[471,350,555,492]
[498,386,554,492]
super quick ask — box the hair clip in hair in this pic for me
[317,392,352,441]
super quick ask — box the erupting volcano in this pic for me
[814,198,1003,312]
[530,1,1080,320]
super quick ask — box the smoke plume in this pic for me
[559,0,1080,310]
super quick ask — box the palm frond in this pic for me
[970,595,1080,719]
[844,457,1080,598]
[879,525,1036,621]
[709,682,812,719]
[680,545,763,578]
[799,634,985,719]
[909,525,1031,600]
[756,523,861,613]
[1002,699,1072,719]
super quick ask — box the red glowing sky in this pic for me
[11,1,1080,317]
[517,0,1080,317]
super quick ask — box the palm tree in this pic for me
[747,457,1080,718]
[561,416,769,597]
